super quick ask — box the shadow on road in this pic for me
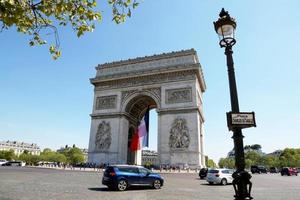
[200,183,232,186]
[88,186,158,192]
[88,187,112,192]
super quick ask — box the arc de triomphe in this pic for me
[88,49,206,168]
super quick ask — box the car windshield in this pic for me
[208,169,219,173]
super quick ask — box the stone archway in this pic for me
[88,49,206,168]
[123,94,158,165]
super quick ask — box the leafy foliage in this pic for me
[0,149,16,161]
[40,149,67,163]
[279,148,300,167]
[219,146,300,169]
[218,157,235,169]
[207,159,217,168]
[244,144,262,151]
[61,146,84,165]
[19,153,40,165]
[0,0,139,59]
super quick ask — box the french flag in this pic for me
[130,107,149,152]
[138,107,149,148]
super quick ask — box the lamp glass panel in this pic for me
[217,24,235,37]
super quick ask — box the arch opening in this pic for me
[125,95,158,165]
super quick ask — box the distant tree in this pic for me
[244,145,251,150]
[62,147,84,165]
[40,148,67,164]
[264,156,280,168]
[245,151,261,164]
[23,150,30,154]
[42,148,52,154]
[250,144,262,151]
[245,159,254,169]
[207,159,217,168]
[218,158,235,169]
[55,153,67,164]
[0,0,139,59]
[279,148,300,167]
[19,153,40,165]
[0,149,16,161]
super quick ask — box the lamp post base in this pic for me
[232,170,253,200]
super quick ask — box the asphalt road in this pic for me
[0,167,299,200]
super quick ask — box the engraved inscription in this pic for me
[166,87,192,104]
[169,118,190,149]
[95,121,112,151]
[96,95,117,110]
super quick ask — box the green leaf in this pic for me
[127,8,131,17]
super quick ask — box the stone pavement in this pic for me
[1,167,300,200]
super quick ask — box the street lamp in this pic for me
[214,8,253,200]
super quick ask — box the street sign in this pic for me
[227,112,256,131]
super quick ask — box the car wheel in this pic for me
[153,179,161,189]
[221,178,227,186]
[208,182,213,185]
[117,180,127,191]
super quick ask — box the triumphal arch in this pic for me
[88,49,206,168]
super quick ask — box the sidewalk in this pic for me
[28,165,199,174]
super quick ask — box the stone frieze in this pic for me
[96,95,117,110]
[95,70,196,91]
[166,87,192,104]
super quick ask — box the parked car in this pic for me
[281,167,298,176]
[251,165,267,174]
[199,168,208,179]
[0,159,8,166]
[206,168,234,185]
[102,165,164,191]
[297,167,300,173]
[269,167,278,173]
[2,161,25,167]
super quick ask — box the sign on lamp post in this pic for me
[227,112,256,131]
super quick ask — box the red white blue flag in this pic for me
[138,107,150,147]
[130,107,150,152]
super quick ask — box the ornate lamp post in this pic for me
[214,8,253,200]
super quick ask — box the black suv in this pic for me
[251,165,267,174]
[199,168,208,179]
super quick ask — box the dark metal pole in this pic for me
[225,45,252,200]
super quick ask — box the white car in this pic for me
[206,168,234,185]
[0,159,8,166]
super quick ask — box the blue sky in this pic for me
[1,0,300,163]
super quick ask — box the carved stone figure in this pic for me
[169,118,190,149]
[95,121,112,150]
